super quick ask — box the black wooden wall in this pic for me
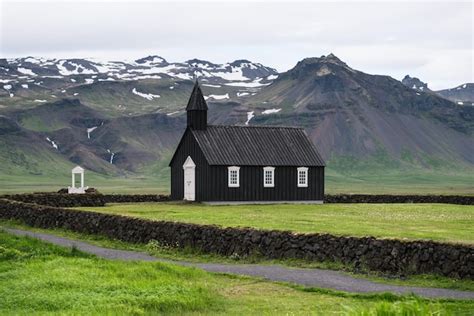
[199,165,324,201]
[170,129,325,201]
[170,129,209,201]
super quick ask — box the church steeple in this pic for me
[186,81,208,130]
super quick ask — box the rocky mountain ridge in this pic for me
[0,54,473,182]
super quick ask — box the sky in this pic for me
[1,0,472,90]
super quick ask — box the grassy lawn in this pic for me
[3,220,473,293]
[2,168,474,195]
[325,169,474,195]
[77,203,474,244]
[1,229,473,315]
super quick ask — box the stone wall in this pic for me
[103,194,170,203]
[325,194,474,205]
[2,193,472,208]
[1,194,106,207]
[0,198,472,279]
[0,193,171,208]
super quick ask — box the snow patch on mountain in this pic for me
[57,60,96,76]
[204,93,229,100]
[131,75,162,80]
[17,67,36,76]
[132,88,160,100]
[87,126,98,139]
[262,108,281,114]
[107,149,115,164]
[212,67,247,81]
[245,111,255,125]
[225,78,272,88]
[24,57,46,64]
[46,137,58,149]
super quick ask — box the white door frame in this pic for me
[183,156,196,201]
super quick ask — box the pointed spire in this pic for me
[186,80,208,111]
[186,80,208,130]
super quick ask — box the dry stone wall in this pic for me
[325,194,474,205]
[1,193,472,208]
[0,193,170,207]
[0,198,472,279]
[1,193,106,207]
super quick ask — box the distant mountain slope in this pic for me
[436,83,474,106]
[1,56,277,83]
[0,114,74,178]
[400,74,474,106]
[242,54,474,168]
[2,99,183,174]
[0,53,473,182]
[0,56,277,116]
[401,75,431,92]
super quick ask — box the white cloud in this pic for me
[0,1,472,89]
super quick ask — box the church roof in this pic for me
[190,125,325,166]
[186,81,208,111]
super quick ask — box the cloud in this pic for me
[1,1,472,89]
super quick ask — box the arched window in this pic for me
[297,167,308,187]
[228,166,240,187]
[263,166,275,187]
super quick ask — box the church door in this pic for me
[183,156,196,201]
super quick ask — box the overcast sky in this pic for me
[1,0,472,89]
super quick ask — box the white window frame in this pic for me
[263,166,275,188]
[228,166,240,188]
[297,167,308,187]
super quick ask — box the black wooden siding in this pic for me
[170,129,209,201]
[187,111,207,130]
[199,165,324,201]
[171,129,324,201]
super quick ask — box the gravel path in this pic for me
[4,227,474,300]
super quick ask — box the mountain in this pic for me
[1,98,183,176]
[0,56,277,117]
[241,54,474,169]
[401,75,431,92]
[0,56,277,83]
[1,54,473,192]
[401,74,474,106]
[436,83,474,106]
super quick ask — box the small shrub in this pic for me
[229,252,242,261]
[0,245,25,260]
[70,244,81,256]
[343,299,447,316]
[146,239,166,252]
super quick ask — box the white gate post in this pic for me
[68,166,88,194]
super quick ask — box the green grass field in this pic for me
[1,167,473,195]
[77,203,474,244]
[4,220,473,292]
[1,229,472,315]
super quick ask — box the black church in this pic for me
[169,82,325,203]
